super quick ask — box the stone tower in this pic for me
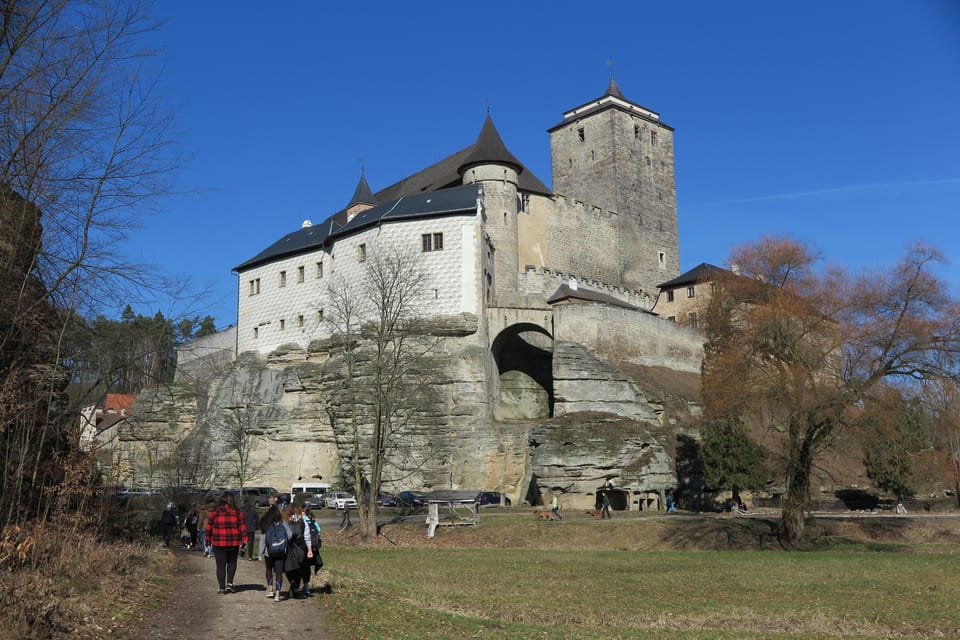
[548,77,680,295]
[459,115,522,299]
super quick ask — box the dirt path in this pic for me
[133,549,336,640]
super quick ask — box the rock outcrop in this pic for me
[116,315,692,511]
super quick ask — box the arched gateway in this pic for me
[490,323,553,420]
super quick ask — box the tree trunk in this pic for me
[779,435,815,546]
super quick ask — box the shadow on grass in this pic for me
[660,517,782,551]
[660,515,921,552]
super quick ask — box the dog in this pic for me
[534,510,557,521]
[586,509,602,518]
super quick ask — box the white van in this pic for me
[291,482,331,497]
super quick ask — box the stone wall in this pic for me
[554,302,704,373]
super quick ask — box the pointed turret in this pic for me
[345,171,378,222]
[605,74,625,100]
[458,115,523,176]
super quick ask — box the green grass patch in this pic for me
[320,517,960,639]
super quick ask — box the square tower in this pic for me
[548,79,679,295]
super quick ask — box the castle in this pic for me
[127,80,704,508]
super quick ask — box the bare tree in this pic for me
[0,0,177,526]
[702,237,960,545]
[923,377,960,506]
[324,243,441,541]
[219,405,265,494]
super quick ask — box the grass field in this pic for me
[319,512,960,639]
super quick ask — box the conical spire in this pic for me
[458,114,523,175]
[346,170,378,210]
[605,74,625,100]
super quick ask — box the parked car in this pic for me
[376,493,400,507]
[397,491,427,508]
[324,492,358,510]
[476,491,512,507]
[232,486,280,507]
[300,492,326,509]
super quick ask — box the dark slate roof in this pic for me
[234,184,480,272]
[370,116,551,203]
[548,80,673,133]
[656,263,730,289]
[605,74,625,100]
[547,283,650,312]
[347,172,378,209]
[458,115,523,174]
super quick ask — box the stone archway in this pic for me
[491,323,553,420]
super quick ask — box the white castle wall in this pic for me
[236,212,480,355]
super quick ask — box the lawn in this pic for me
[319,514,960,639]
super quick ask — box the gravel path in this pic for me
[133,549,336,639]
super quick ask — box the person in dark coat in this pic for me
[243,500,259,561]
[161,502,177,548]
[600,491,612,519]
[282,504,313,599]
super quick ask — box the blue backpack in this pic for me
[265,521,288,558]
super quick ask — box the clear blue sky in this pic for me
[131,1,960,328]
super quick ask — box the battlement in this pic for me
[552,193,620,220]
[518,266,654,310]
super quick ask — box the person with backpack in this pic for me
[302,506,323,596]
[260,505,286,601]
[205,491,245,595]
[281,504,313,599]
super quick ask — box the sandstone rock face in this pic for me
[117,315,687,510]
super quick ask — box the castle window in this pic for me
[316,261,323,279]
[248,278,261,296]
[577,127,585,142]
[688,312,698,328]
[666,290,674,302]
[651,131,658,146]
[280,318,285,331]
[658,191,662,201]
[646,156,651,167]
[518,193,530,212]
[318,309,324,322]
[297,315,304,328]
[253,327,259,339]
[422,232,443,252]
[634,124,640,139]
[297,266,305,283]
[358,243,366,262]
[658,252,666,268]
[279,271,287,288]
[686,286,695,298]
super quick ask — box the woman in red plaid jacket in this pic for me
[205,492,246,594]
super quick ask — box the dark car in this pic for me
[398,491,427,508]
[376,493,400,507]
[476,491,511,507]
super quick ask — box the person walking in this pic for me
[302,506,323,596]
[551,493,562,521]
[282,504,313,599]
[243,500,259,561]
[205,491,245,595]
[260,505,286,601]
[600,491,612,519]
[185,504,200,549]
[197,502,211,556]
[161,502,178,547]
